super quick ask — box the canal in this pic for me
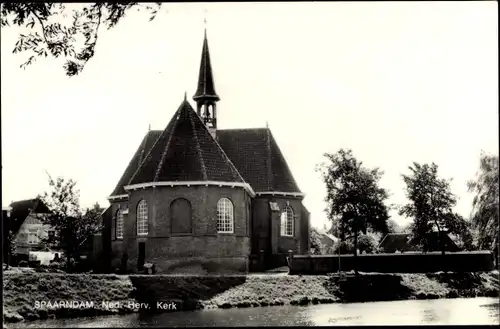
[11,297,499,327]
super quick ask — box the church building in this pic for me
[103,31,310,273]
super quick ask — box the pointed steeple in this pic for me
[193,29,219,137]
[193,30,219,102]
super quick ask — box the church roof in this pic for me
[193,30,219,102]
[216,128,302,194]
[127,99,245,185]
[110,130,162,196]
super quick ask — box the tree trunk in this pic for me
[433,220,445,256]
[353,230,359,276]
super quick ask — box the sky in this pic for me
[1,2,498,231]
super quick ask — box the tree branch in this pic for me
[28,9,52,49]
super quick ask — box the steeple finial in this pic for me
[148,123,151,132]
[184,91,187,101]
[266,121,269,128]
[203,8,207,37]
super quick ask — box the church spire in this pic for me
[193,30,219,103]
[193,28,219,137]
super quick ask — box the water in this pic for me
[11,297,499,327]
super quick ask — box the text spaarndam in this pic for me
[34,301,95,309]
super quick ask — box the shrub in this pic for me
[358,234,377,254]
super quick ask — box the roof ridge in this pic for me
[137,130,150,167]
[191,110,247,184]
[154,111,181,182]
[267,129,303,194]
[110,130,162,196]
[128,108,181,186]
[266,127,273,192]
[188,108,208,180]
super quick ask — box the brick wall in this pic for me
[251,196,309,256]
[104,187,310,273]
[108,185,251,273]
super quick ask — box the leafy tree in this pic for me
[317,149,390,273]
[40,173,103,268]
[309,227,325,255]
[467,152,499,250]
[333,240,354,255]
[387,219,401,233]
[1,2,162,76]
[399,162,473,255]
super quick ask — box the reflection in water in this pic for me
[11,297,499,328]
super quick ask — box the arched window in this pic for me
[116,209,124,239]
[170,198,192,234]
[217,198,234,233]
[280,206,294,237]
[137,200,148,236]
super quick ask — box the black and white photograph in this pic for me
[1,1,498,327]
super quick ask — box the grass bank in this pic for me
[3,269,499,323]
[3,269,136,323]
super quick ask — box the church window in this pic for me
[217,198,234,233]
[137,200,148,236]
[280,206,294,237]
[116,210,124,239]
[170,198,192,234]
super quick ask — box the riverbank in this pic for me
[3,269,499,323]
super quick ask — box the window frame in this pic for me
[27,227,39,244]
[217,197,234,234]
[116,209,124,240]
[136,200,149,236]
[280,205,294,237]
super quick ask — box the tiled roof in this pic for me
[378,233,412,253]
[110,130,162,196]
[378,232,460,253]
[193,31,219,102]
[128,99,245,185]
[216,128,302,193]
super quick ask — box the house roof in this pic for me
[378,232,460,252]
[378,233,412,252]
[110,130,163,196]
[193,30,219,102]
[6,198,50,233]
[216,128,302,193]
[319,233,338,247]
[128,99,245,185]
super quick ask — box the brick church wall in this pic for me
[251,196,308,256]
[108,186,252,274]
